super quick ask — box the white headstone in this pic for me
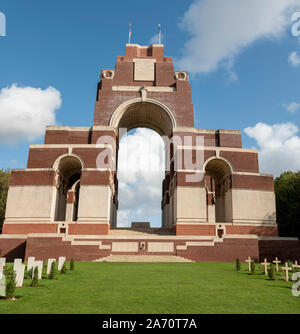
[15,264,25,287]
[47,258,56,275]
[32,261,43,280]
[0,257,6,270]
[58,257,66,271]
[13,258,22,272]
[27,257,35,271]
[0,274,5,297]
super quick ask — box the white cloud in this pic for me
[289,50,300,66]
[224,58,238,83]
[177,0,298,75]
[117,128,165,227]
[0,84,61,145]
[117,209,131,228]
[283,101,300,113]
[149,33,164,45]
[244,122,300,176]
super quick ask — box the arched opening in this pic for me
[117,128,165,228]
[54,155,82,222]
[110,98,176,137]
[111,100,175,230]
[204,158,233,224]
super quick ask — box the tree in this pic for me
[4,267,16,299]
[70,258,75,271]
[60,262,67,274]
[268,264,275,280]
[274,171,300,237]
[251,261,256,274]
[0,170,10,233]
[235,258,241,271]
[48,261,56,280]
[31,267,39,287]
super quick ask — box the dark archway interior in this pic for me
[55,156,82,222]
[205,159,232,223]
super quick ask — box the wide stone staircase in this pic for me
[93,255,194,262]
[109,228,175,236]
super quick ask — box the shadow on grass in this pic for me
[264,284,292,291]
[25,284,43,288]
[0,296,21,300]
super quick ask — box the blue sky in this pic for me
[0,0,300,227]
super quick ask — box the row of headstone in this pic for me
[0,256,67,298]
[245,256,300,281]
[0,256,67,290]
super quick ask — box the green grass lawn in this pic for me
[0,262,299,314]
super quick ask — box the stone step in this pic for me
[93,255,194,262]
[109,228,175,236]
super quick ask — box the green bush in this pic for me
[251,261,256,274]
[70,258,75,271]
[24,268,33,279]
[31,267,39,287]
[268,264,275,280]
[4,267,16,299]
[42,262,48,279]
[48,261,57,280]
[236,258,241,271]
[288,260,296,272]
[60,262,67,275]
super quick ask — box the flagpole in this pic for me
[158,24,161,44]
[128,23,131,44]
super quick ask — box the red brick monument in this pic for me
[0,44,299,261]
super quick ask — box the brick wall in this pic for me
[0,238,27,261]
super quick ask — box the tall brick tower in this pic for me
[1,43,298,262]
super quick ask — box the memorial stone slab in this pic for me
[32,261,43,279]
[27,257,35,271]
[0,257,6,270]
[47,259,56,275]
[0,274,5,297]
[58,257,66,271]
[15,264,25,287]
[13,258,22,272]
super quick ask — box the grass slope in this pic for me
[0,262,299,314]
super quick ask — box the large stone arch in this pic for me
[204,157,233,224]
[53,154,83,222]
[109,98,177,229]
[109,98,177,137]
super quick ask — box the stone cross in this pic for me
[261,258,270,275]
[15,264,25,287]
[245,257,252,271]
[273,257,281,272]
[58,257,66,271]
[47,258,56,275]
[27,257,35,272]
[292,260,300,269]
[0,257,6,270]
[32,261,43,279]
[282,262,292,282]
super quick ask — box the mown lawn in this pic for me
[0,262,299,314]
